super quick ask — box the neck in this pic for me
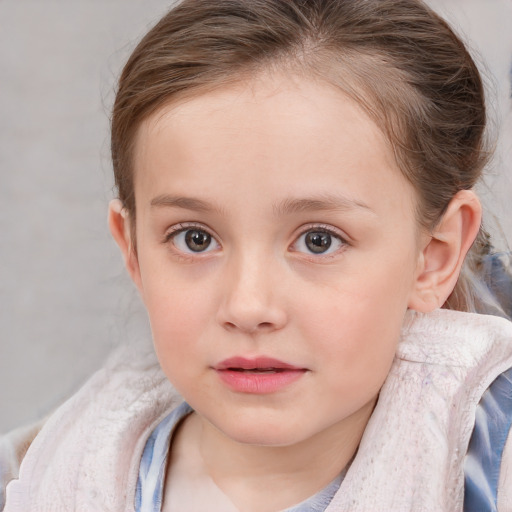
[192,398,375,512]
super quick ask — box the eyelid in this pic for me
[295,223,350,243]
[289,223,350,257]
[163,222,221,256]
[163,222,217,242]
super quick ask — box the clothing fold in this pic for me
[2,309,512,512]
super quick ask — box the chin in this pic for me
[212,414,309,447]
[228,430,302,447]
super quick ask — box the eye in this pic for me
[292,228,345,256]
[168,227,220,254]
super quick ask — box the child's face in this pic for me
[128,73,424,446]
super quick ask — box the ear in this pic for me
[108,199,143,292]
[408,190,482,312]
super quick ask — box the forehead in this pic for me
[132,73,416,220]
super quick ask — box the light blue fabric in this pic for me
[480,252,512,319]
[135,403,344,512]
[281,473,343,512]
[464,367,512,511]
[138,365,512,512]
[136,402,193,512]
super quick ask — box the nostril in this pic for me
[222,320,276,333]
[224,322,237,331]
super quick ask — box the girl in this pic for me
[3,0,512,510]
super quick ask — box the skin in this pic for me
[109,72,482,511]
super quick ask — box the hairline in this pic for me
[123,53,428,250]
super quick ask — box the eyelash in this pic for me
[163,223,349,259]
[163,223,220,258]
[291,224,349,258]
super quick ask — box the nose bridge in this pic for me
[218,244,286,333]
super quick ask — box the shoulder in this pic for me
[2,342,182,512]
[0,418,46,511]
[329,310,512,511]
[398,308,512,370]
[401,310,512,511]
[464,366,512,512]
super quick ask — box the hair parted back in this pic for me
[111,0,493,313]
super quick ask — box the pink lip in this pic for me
[214,356,307,394]
[215,356,303,371]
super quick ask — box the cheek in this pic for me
[301,292,402,362]
[296,259,412,380]
[145,287,213,398]
[140,269,216,365]
[302,299,402,411]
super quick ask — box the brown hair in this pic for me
[111,0,491,312]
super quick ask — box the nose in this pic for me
[216,251,288,335]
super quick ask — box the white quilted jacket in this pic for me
[3,309,512,512]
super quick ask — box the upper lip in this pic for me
[214,356,304,371]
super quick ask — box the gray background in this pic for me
[1,0,511,434]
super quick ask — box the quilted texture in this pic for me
[327,310,512,511]
[3,310,512,512]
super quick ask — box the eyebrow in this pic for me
[150,194,223,214]
[150,193,375,216]
[273,195,376,216]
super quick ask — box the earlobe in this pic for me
[408,190,482,313]
[108,199,143,291]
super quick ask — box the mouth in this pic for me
[215,356,305,372]
[214,356,307,394]
[226,368,290,374]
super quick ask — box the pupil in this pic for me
[185,230,211,252]
[305,232,331,254]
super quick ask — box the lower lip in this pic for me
[216,369,306,394]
